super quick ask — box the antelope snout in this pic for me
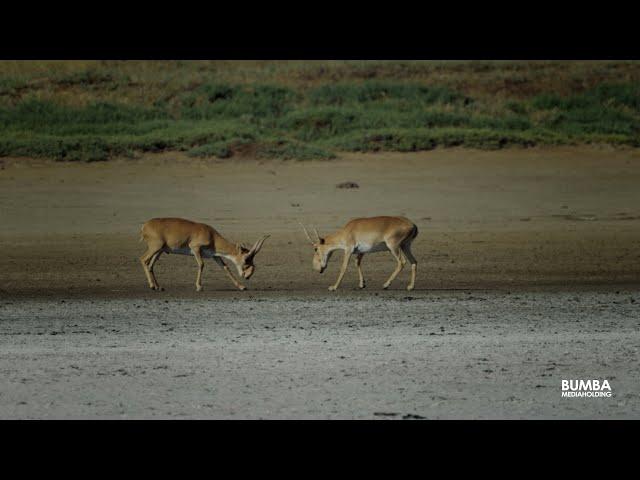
[242,266,255,279]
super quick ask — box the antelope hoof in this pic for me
[238,285,247,291]
[196,285,202,292]
[328,285,338,292]
[407,285,415,291]
[383,283,390,290]
[358,283,366,289]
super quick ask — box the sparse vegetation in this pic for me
[0,61,639,161]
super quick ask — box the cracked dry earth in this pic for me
[1,291,638,419]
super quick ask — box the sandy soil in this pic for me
[2,147,640,296]
[1,147,639,418]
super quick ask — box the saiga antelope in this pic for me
[301,216,418,291]
[140,218,269,292]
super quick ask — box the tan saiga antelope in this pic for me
[140,218,269,292]
[300,216,418,291]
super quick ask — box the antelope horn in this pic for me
[248,235,270,257]
[313,228,321,243]
[299,222,315,245]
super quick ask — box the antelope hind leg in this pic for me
[148,250,163,290]
[401,242,418,291]
[140,243,163,290]
[354,253,365,289]
[382,245,405,289]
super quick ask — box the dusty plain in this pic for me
[1,147,639,418]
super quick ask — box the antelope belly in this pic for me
[354,242,387,254]
[167,247,216,258]
[167,247,193,256]
[201,248,216,258]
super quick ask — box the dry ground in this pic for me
[2,292,638,419]
[1,148,639,418]
[1,147,640,295]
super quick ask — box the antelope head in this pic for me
[300,223,333,274]
[233,235,270,279]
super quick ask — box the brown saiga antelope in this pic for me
[140,218,269,292]
[301,216,418,291]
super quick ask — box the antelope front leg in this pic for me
[214,257,246,291]
[329,250,351,291]
[191,247,205,292]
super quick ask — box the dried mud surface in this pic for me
[1,148,639,418]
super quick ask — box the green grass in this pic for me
[0,61,639,161]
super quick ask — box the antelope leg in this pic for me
[214,257,246,291]
[329,250,352,291]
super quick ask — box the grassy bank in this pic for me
[0,61,639,161]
